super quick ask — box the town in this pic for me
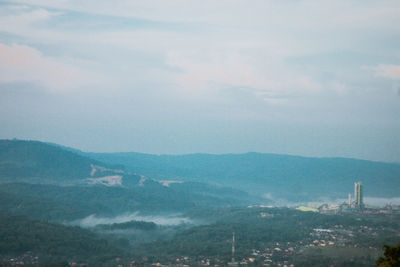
[1,182,399,267]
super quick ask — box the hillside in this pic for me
[2,139,399,205]
[88,152,400,201]
[0,213,122,265]
[0,140,108,184]
[0,140,256,221]
[0,182,254,221]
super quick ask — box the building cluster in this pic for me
[329,181,364,212]
[300,181,400,215]
[0,252,39,266]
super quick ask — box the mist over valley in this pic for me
[0,139,399,266]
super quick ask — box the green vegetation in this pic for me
[0,214,122,265]
[0,140,99,183]
[0,188,95,221]
[96,220,157,231]
[0,181,250,222]
[1,205,398,266]
[90,151,400,201]
[131,207,399,265]
[301,247,380,267]
[0,140,256,223]
[376,243,400,267]
[0,139,399,266]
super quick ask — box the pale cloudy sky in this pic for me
[0,0,400,162]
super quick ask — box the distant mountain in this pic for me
[0,140,256,221]
[87,152,400,201]
[0,140,109,184]
[3,139,399,206]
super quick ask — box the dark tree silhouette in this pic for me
[376,243,400,267]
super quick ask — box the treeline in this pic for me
[0,213,123,265]
[96,220,157,231]
[0,140,98,181]
[0,182,232,222]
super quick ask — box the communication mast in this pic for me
[228,232,239,266]
[232,232,235,263]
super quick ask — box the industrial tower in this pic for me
[354,182,364,208]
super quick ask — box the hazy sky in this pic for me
[1,1,400,162]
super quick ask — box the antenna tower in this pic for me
[232,232,235,263]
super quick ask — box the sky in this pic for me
[0,0,400,162]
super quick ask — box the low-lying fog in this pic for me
[69,197,400,228]
[71,212,193,228]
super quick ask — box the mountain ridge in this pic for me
[1,139,400,203]
[0,139,256,221]
[87,149,400,201]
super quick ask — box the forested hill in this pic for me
[0,140,256,218]
[0,140,115,183]
[2,139,399,202]
[88,152,400,201]
[0,213,122,264]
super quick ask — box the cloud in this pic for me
[0,43,103,92]
[374,64,400,80]
[1,1,397,100]
[8,1,400,31]
[0,6,57,40]
[166,48,322,103]
[0,1,400,161]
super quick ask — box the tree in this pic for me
[376,243,400,267]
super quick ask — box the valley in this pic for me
[0,140,399,266]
